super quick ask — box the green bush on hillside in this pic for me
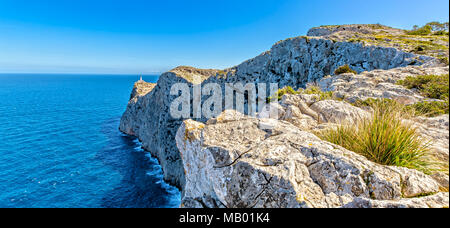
[438,57,449,65]
[407,25,433,36]
[268,85,338,102]
[334,64,357,75]
[354,98,449,117]
[397,74,449,100]
[407,22,449,36]
[433,31,449,36]
[410,100,449,117]
[267,86,299,102]
[353,98,402,112]
[300,86,335,101]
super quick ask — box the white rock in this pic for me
[175,113,448,208]
[310,100,369,124]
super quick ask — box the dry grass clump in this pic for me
[317,100,434,174]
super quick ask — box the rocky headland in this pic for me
[120,24,449,208]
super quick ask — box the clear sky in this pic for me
[0,0,449,74]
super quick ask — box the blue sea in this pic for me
[0,74,181,208]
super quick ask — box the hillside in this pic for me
[120,23,449,208]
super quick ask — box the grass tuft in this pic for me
[317,100,434,174]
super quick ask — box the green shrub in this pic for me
[438,57,449,65]
[354,97,449,117]
[407,22,449,36]
[268,86,299,102]
[353,98,406,113]
[413,45,427,53]
[317,101,433,173]
[216,70,226,76]
[409,100,449,117]
[425,22,449,32]
[300,86,335,101]
[397,74,449,100]
[433,31,449,36]
[334,64,357,75]
[268,85,337,102]
[353,98,395,108]
[406,25,433,36]
[368,24,385,29]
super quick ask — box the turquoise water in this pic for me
[0,74,180,208]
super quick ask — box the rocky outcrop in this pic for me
[307,24,449,62]
[119,24,449,207]
[120,68,207,188]
[342,192,449,208]
[318,65,449,104]
[229,36,425,88]
[130,80,156,99]
[413,115,449,163]
[313,65,449,166]
[307,24,405,37]
[258,94,370,131]
[175,110,448,208]
[120,80,156,135]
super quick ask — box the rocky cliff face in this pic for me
[119,24,449,207]
[318,65,449,104]
[225,35,428,88]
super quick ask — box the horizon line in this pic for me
[0,72,163,75]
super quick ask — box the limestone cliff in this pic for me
[119,24,449,207]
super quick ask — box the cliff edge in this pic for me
[119,24,449,207]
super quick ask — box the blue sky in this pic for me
[0,0,448,74]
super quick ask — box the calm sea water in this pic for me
[0,74,180,208]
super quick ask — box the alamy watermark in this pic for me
[169,82,281,120]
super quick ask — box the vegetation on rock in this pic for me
[334,64,357,75]
[354,98,449,117]
[269,85,337,102]
[300,85,336,101]
[318,100,433,174]
[407,25,434,36]
[397,74,449,100]
[353,98,400,111]
[408,22,449,36]
[333,22,449,60]
[438,56,449,65]
[268,86,300,102]
[395,74,450,116]
[410,100,449,117]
